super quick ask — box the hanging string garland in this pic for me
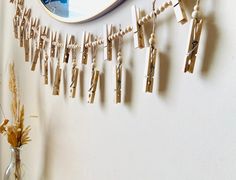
[8,0,203,104]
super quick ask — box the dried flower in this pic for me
[0,63,31,148]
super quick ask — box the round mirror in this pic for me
[39,0,125,23]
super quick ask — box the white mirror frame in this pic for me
[38,0,125,23]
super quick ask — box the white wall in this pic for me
[1,0,236,180]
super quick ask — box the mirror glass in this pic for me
[40,0,125,23]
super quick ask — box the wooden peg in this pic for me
[50,31,59,58]
[18,0,24,6]
[88,36,99,104]
[29,18,39,39]
[31,26,48,71]
[115,56,122,103]
[104,24,113,61]
[70,65,79,98]
[53,64,62,95]
[22,9,31,62]
[172,0,187,24]
[39,26,49,49]
[63,35,74,63]
[19,8,31,47]
[13,5,22,39]
[88,70,99,104]
[24,31,30,62]
[29,18,39,62]
[184,5,203,73]
[80,32,90,64]
[131,5,145,49]
[71,39,78,63]
[31,27,41,71]
[115,25,123,104]
[145,45,157,93]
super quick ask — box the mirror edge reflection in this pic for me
[38,0,126,23]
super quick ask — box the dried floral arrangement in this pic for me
[0,63,31,148]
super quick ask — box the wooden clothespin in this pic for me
[88,36,99,104]
[145,0,158,93]
[69,37,79,98]
[145,41,157,92]
[70,64,79,98]
[80,32,90,64]
[115,64,122,103]
[19,8,31,47]
[50,31,59,59]
[184,1,203,73]
[88,70,99,104]
[104,24,113,61]
[29,18,39,62]
[12,0,24,5]
[115,25,123,104]
[53,46,62,95]
[23,11,32,62]
[53,63,62,95]
[29,18,39,39]
[18,0,24,6]
[44,53,49,84]
[13,4,22,39]
[24,33,30,62]
[49,31,60,85]
[131,5,145,49]
[63,35,74,63]
[18,8,31,62]
[172,0,187,24]
[31,26,49,71]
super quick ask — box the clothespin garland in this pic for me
[88,36,100,104]
[104,24,113,61]
[115,25,123,104]
[145,0,158,93]
[138,1,173,26]
[7,0,208,104]
[184,0,203,73]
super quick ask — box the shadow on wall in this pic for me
[158,52,170,95]
[99,62,106,107]
[39,120,53,180]
[200,11,218,75]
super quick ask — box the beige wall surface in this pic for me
[1,0,236,180]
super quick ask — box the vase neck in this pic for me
[10,147,21,163]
